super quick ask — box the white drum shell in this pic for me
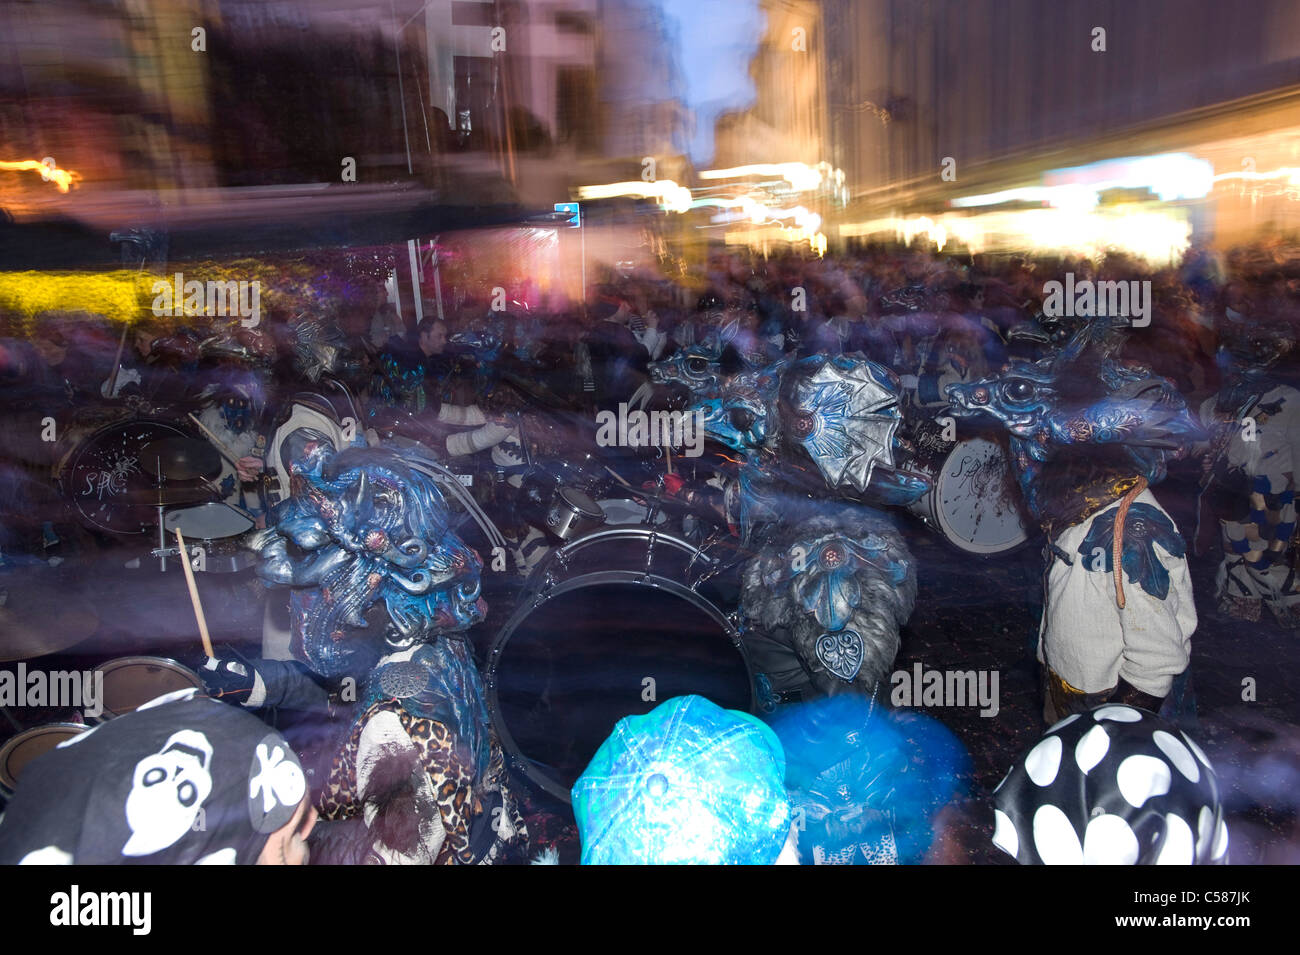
[907,436,1033,555]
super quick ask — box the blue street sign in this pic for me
[554,201,581,228]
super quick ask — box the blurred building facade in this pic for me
[0,0,691,216]
[712,0,827,169]
[826,0,1300,247]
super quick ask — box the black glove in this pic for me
[198,646,258,706]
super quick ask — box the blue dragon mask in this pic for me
[252,444,485,677]
[946,320,1205,518]
[697,355,926,513]
[648,319,752,403]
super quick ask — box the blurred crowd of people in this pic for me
[3,238,1300,559]
[6,237,1300,426]
[4,235,1300,866]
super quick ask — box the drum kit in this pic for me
[0,655,204,798]
[6,404,1034,809]
[543,483,669,541]
[0,416,251,799]
[53,416,258,572]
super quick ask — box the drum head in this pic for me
[164,502,254,540]
[93,657,204,719]
[524,525,726,593]
[0,723,87,794]
[60,418,196,534]
[598,497,667,526]
[932,436,1032,555]
[489,552,752,801]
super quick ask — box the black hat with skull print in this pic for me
[0,691,307,865]
[992,705,1227,865]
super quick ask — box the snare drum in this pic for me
[906,435,1033,556]
[92,656,204,720]
[545,486,606,541]
[164,502,256,573]
[597,497,668,526]
[0,723,87,796]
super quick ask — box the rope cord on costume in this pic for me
[1113,477,1149,610]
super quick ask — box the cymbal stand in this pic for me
[156,460,167,572]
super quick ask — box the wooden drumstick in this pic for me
[186,412,242,468]
[603,465,634,489]
[106,321,130,398]
[175,528,215,659]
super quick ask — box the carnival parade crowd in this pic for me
[0,235,1296,865]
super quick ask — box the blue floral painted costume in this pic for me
[251,443,526,864]
[690,354,926,703]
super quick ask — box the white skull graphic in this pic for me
[122,729,214,857]
[249,742,306,820]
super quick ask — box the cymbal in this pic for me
[138,438,222,481]
[120,484,215,508]
[0,574,100,660]
[0,609,101,660]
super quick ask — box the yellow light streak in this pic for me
[0,158,82,193]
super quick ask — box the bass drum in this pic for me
[907,434,1033,555]
[55,418,197,534]
[487,525,753,801]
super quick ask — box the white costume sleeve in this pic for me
[437,404,486,427]
[446,422,513,458]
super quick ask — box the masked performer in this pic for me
[1197,318,1300,626]
[691,355,926,706]
[213,443,527,864]
[638,318,752,410]
[947,321,1204,722]
[193,370,270,521]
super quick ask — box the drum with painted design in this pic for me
[907,435,1034,556]
[55,418,197,535]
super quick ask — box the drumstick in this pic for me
[603,465,634,489]
[175,528,215,659]
[186,413,242,468]
[666,445,673,476]
[106,321,130,398]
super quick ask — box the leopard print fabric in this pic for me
[319,700,527,864]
